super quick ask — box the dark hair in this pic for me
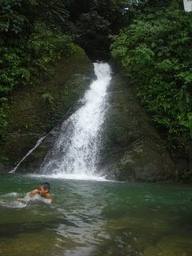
[40,182,50,191]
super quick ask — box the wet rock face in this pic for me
[0,47,92,173]
[99,74,176,182]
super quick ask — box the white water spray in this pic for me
[41,63,112,180]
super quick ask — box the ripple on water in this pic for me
[0,175,192,256]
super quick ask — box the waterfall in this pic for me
[40,62,112,180]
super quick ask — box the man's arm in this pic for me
[17,189,39,202]
[28,189,39,197]
[45,193,53,203]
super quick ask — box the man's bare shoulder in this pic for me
[45,193,53,203]
[29,189,39,196]
[45,193,52,199]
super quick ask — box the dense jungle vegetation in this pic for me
[111,0,192,169]
[0,0,128,140]
[0,0,191,175]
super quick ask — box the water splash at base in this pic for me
[28,173,108,182]
[40,62,112,180]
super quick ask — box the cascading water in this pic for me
[40,62,112,180]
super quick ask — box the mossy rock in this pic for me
[0,46,92,172]
[99,74,175,182]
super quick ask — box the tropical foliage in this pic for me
[111,2,192,151]
[0,0,76,138]
[1,0,191,160]
[0,0,135,138]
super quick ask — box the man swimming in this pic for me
[28,182,53,204]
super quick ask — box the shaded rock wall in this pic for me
[0,47,92,172]
[99,73,176,182]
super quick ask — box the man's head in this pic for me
[38,182,50,195]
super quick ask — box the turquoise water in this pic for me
[0,174,192,256]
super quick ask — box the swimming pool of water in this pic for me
[0,174,192,256]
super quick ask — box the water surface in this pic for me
[0,174,192,256]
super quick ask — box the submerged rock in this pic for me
[144,235,192,256]
[99,74,175,182]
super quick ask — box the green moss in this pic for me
[111,4,192,180]
[100,74,175,182]
[0,46,91,167]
